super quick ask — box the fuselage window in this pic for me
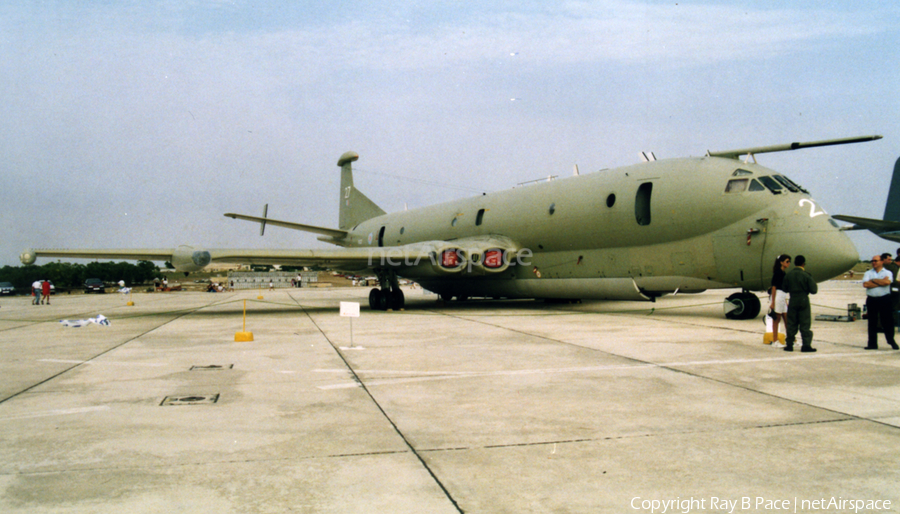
[377,226,385,247]
[757,176,784,194]
[732,168,754,176]
[635,182,652,226]
[725,179,749,193]
[772,175,799,192]
[607,194,616,207]
[476,209,485,226]
[749,179,765,192]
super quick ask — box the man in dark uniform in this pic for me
[782,255,818,352]
[885,252,900,328]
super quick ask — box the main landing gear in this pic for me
[367,269,405,311]
[724,291,761,320]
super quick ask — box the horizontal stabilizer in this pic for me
[832,215,900,232]
[708,135,882,160]
[224,213,348,240]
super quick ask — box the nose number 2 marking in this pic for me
[799,199,826,218]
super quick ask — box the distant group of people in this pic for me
[31,279,52,305]
[206,281,234,293]
[768,250,900,352]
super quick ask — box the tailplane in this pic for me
[833,156,900,243]
[883,156,900,222]
[338,151,386,230]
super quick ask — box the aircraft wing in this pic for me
[707,135,882,160]
[20,245,439,273]
[204,247,433,271]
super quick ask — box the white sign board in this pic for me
[340,302,360,318]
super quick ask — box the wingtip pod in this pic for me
[337,151,359,167]
[20,249,36,265]
[171,245,211,272]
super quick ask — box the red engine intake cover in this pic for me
[441,249,461,268]
[483,249,505,269]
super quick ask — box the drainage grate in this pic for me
[160,394,220,406]
[189,364,234,371]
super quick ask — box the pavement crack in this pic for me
[292,294,466,514]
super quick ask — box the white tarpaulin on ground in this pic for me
[60,315,110,328]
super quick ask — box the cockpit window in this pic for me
[725,179,748,193]
[757,176,784,194]
[749,179,765,192]
[772,175,799,193]
[732,169,753,176]
[778,174,809,194]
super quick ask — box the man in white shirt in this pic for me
[863,255,899,350]
[31,280,42,305]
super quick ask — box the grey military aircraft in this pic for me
[21,135,876,319]
[833,156,900,243]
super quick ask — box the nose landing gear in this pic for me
[724,291,761,320]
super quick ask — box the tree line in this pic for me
[0,261,162,292]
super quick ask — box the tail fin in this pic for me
[337,151,386,230]
[883,156,900,222]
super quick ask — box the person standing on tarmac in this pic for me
[41,280,51,305]
[863,255,899,350]
[885,252,900,328]
[769,254,791,346]
[31,280,42,305]
[782,255,818,353]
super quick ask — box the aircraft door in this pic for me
[712,216,770,290]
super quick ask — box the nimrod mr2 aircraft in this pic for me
[21,135,875,319]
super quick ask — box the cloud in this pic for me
[276,2,889,71]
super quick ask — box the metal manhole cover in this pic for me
[160,394,220,406]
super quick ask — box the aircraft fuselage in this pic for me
[342,156,858,301]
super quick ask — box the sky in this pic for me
[1,1,899,267]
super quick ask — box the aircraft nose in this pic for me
[809,230,859,282]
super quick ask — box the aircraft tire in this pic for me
[377,289,391,311]
[390,289,405,310]
[368,288,387,311]
[440,293,454,302]
[724,292,761,320]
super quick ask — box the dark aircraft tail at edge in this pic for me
[833,156,900,243]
